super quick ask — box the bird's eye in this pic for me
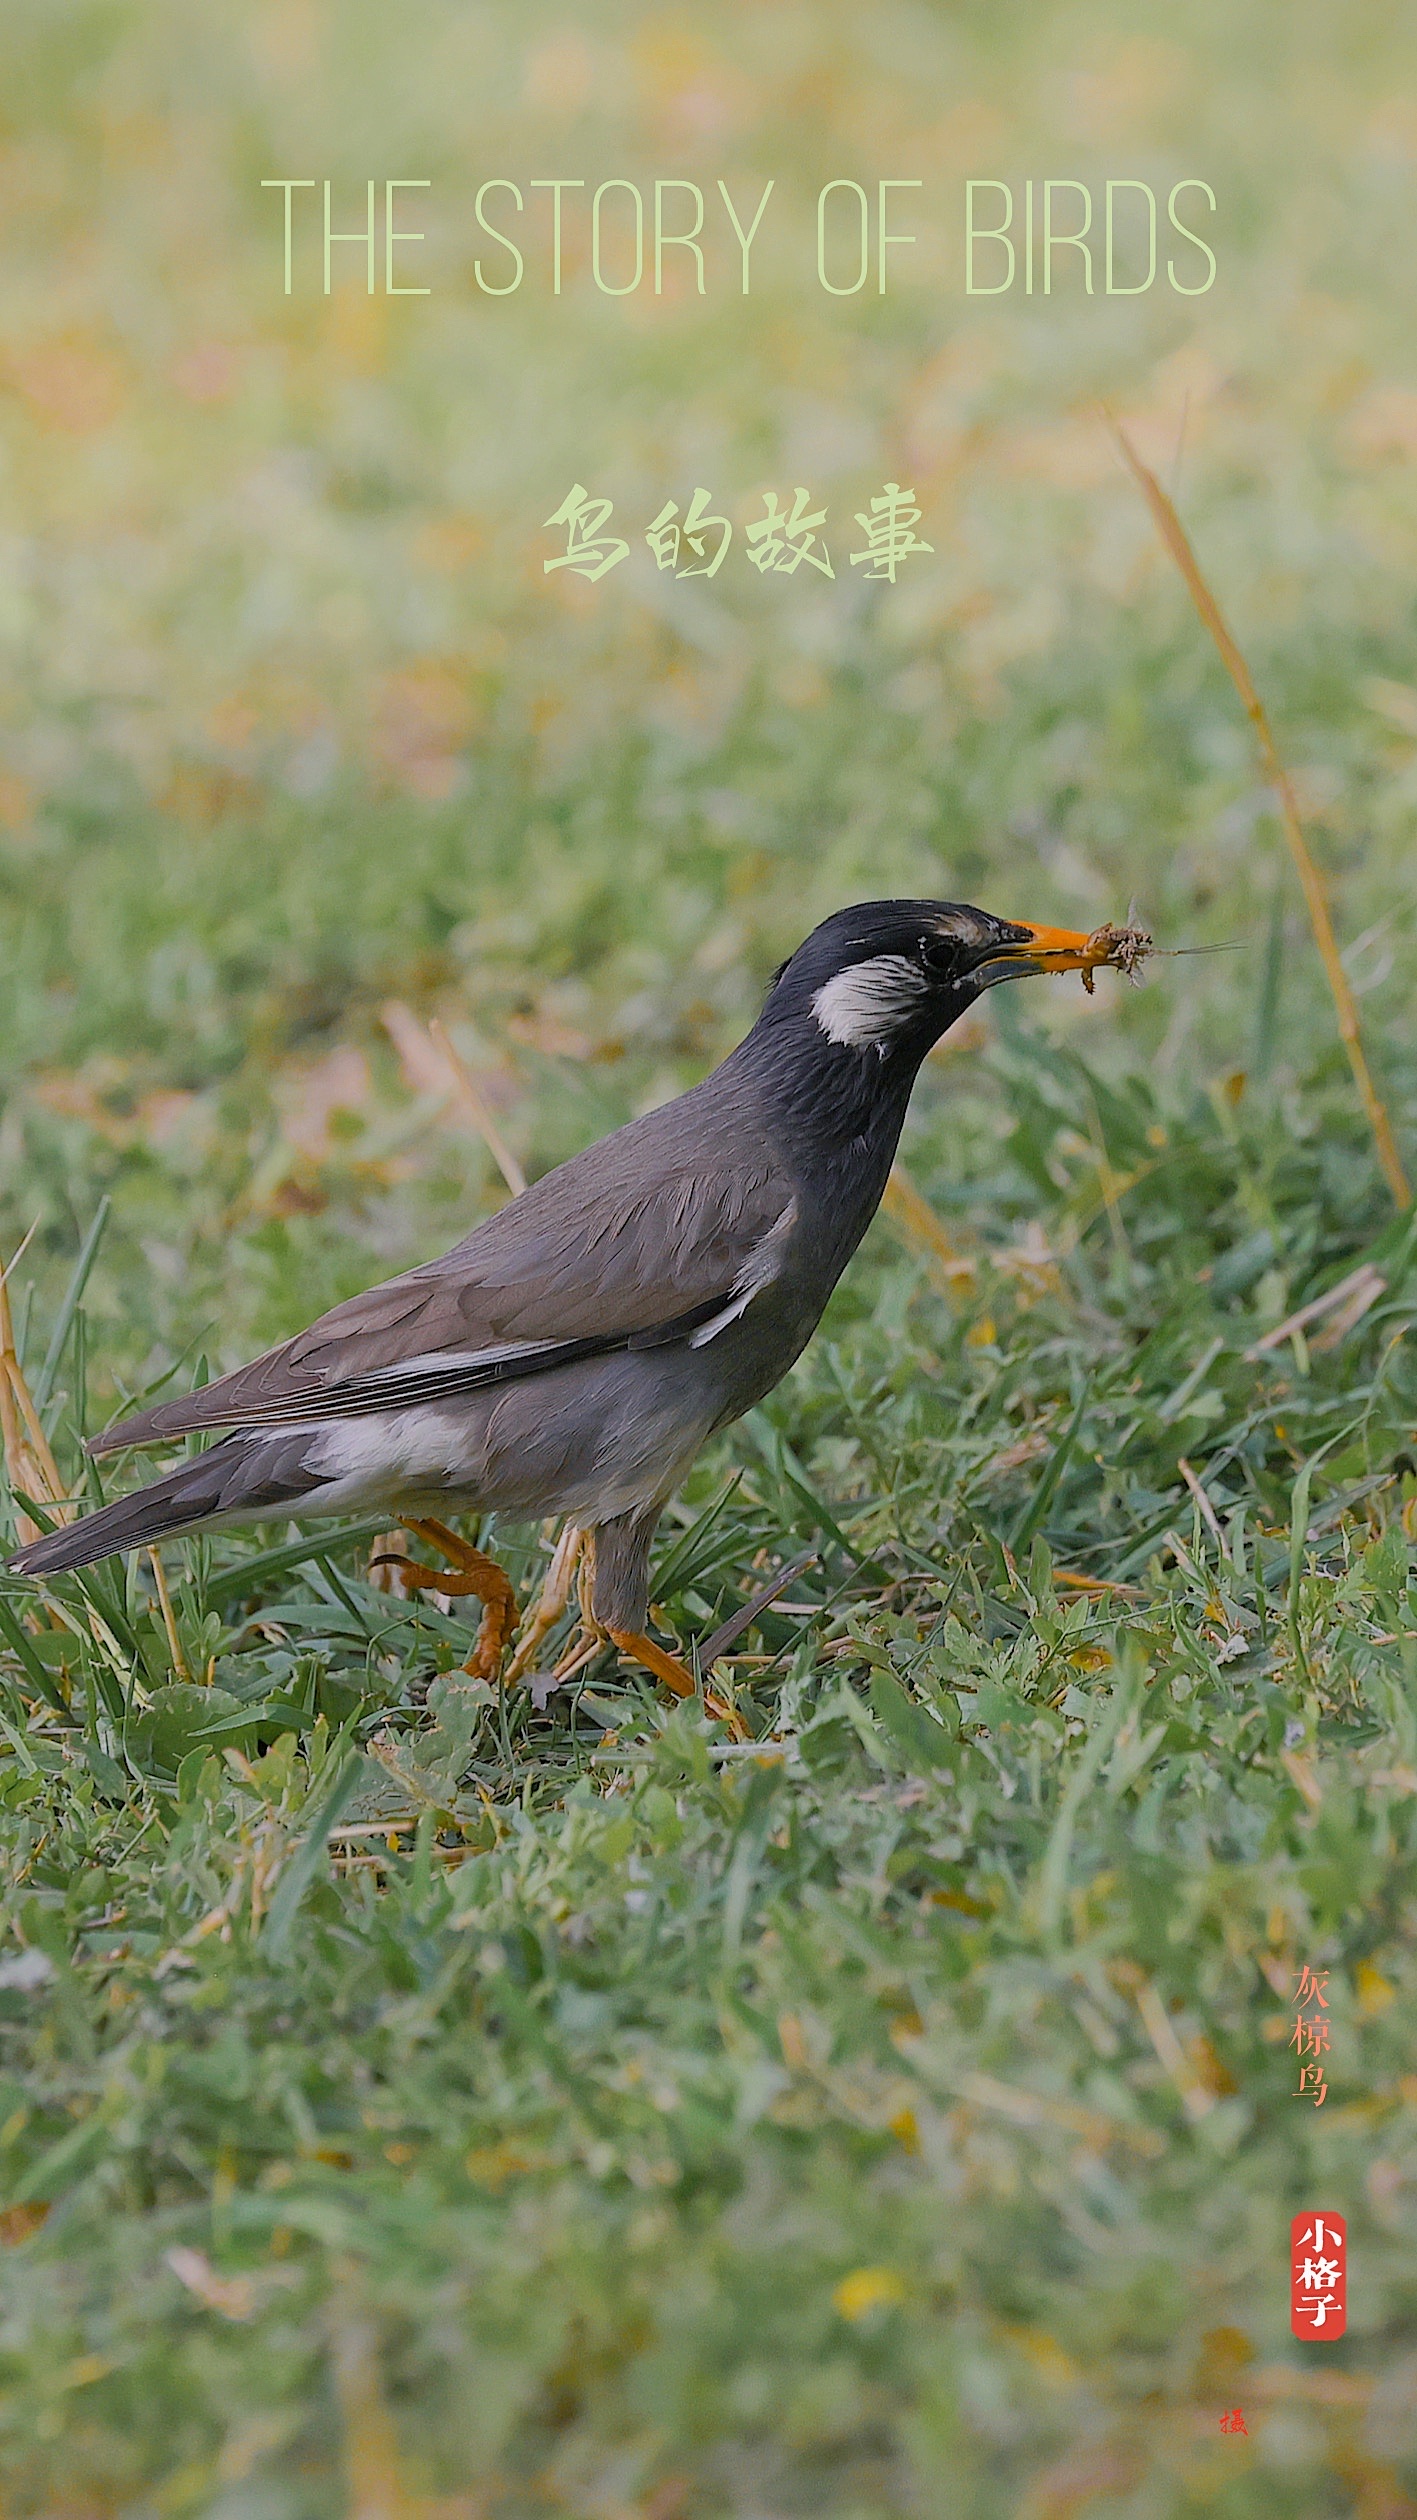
[919,934,959,977]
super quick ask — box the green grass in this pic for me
[5,1,1417,2510]
[4,840,1417,2513]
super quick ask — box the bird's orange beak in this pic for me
[1007,920,1114,976]
[984,919,1154,993]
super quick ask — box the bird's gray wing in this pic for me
[92,1118,795,1451]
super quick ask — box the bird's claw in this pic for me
[391,1517,518,1681]
[605,1622,751,1741]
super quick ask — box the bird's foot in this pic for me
[604,1624,750,1742]
[379,1516,518,1680]
[503,1521,585,1686]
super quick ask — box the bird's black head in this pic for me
[724,897,1119,1245]
[758,898,1103,1068]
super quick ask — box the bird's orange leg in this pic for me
[503,1521,585,1687]
[604,1624,749,1742]
[381,1516,518,1681]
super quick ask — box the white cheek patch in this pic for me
[810,954,929,1049]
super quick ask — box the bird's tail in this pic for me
[7,1433,317,1579]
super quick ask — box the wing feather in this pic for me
[92,1096,794,1452]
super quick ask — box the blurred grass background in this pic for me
[3,2,1417,2514]
[5,0,1417,1356]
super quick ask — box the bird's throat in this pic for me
[745,1019,924,1267]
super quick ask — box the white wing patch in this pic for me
[309,1404,473,1491]
[810,954,929,1049]
[688,1199,798,1346]
[366,1341,563,1384]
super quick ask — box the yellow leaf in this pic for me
[1357,1959,1396,2017]
[1004,2323,1081,2387]
[833,2266,906,2322]
[888,2107,920,2155]
[0,2201,48,2246]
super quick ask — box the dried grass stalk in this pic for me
[0,1262,69,1549]
[1108,414,1410,1210]
[148,1545,192,1682]
[882,1163,978,1299]
[380,998,527,1198]
[426,1016,527,1198]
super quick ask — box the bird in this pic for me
[9,901,1146,1719]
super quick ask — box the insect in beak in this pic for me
[991,919,1154,993]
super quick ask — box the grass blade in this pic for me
[35,1197,112,1412]
[263,1746,367,1956]
[0,1592,71,1716]
[205,1521,390,1608]
[1010,1386,1089,1553]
